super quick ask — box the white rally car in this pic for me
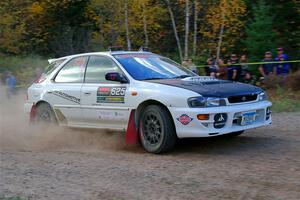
[24,51,272,153]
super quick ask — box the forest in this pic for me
[0,0,299,63]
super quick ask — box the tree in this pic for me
[245,0,277,61]
[200,0,247,56]
[184,0,190,60]
[124,0,131,50]
[192,0,199,56]
[165,0,183,62]
[142,1,149,48]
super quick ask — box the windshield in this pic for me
[113,53,195,80]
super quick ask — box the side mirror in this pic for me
[105,72,128,83]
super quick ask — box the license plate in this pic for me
[241,111,256,126]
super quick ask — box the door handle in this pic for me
[84,92,91,95]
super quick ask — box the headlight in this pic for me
[258,92,268,101]
[188,96,225,107]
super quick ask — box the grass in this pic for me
[268,87,300,112]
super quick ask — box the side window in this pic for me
[55,56,88,83]
[85,56,122,83]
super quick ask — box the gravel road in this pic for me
[1,90,300,200]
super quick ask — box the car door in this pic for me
[45,56,88,125]
[81,55,131,130]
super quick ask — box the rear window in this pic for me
[34,59,66,83]
[44,59,66,76]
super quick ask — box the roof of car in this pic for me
[48,51,154,63]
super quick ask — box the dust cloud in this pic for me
[0,86,129,152]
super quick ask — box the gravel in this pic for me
[1,89,300,200]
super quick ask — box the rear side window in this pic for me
[55,56,88,83]
[44,59,66,76]
[84,56,122,83]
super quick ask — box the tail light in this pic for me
[34,74,46,83]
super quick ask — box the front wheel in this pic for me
[139,105,177,154]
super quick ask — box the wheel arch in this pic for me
[30,100,53,121]
[135,99,175,131]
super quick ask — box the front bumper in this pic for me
[169,100,272,138]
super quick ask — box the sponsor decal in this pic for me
[97,87,126,103]
[98,111,128,121]
[177,114,193,125]
[52,91,80,104]
[213,113,227,129]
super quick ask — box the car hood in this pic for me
[145,77,263,98]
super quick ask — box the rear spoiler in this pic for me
[48,58,58,64]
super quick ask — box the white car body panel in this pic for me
[25,51,272,138]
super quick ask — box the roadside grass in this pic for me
[268,87,300,113]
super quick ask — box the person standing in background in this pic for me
[240,54,254,84]
[227,54,241,81]
[186,58,198,74]
[259,51,275,78]
[216,58,227,80]
[275,47,290,77]
[5,71,17,98]
[205,58,218,77]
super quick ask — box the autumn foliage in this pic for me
[0,0,299,62]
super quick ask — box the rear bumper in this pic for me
[169,100,272,138]
[24,102,34,114]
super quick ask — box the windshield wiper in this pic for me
[173,75,191,79]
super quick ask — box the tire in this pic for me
[35,103,57,125]
[139,105,177,154]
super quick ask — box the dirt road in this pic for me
[1,89,300,200]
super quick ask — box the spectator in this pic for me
[275,47,290,76]
[186,58,198,74]
[240,54,253,83]
[217,59,227,80]
[182,60,188,67]
[259,51,275,78]
[205,58,218,77]
[227,54,241,81]
[5,71,17,98]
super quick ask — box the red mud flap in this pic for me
[30,105,37,122]
[125,110,139,145]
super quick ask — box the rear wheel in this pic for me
[35,103,57,124]
[139,105,177,154]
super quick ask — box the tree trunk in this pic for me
[124,0,131,50]
[216,23,224,62]
[216,0,226,62]
[142,2,149,48]
[165,0,183,62]
[192,0,198,57]
[184,0,190,60]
